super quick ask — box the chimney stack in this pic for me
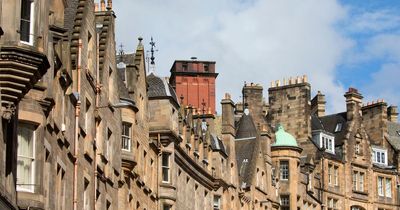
[100,0,106,11]
[311,91,326,117]
[344,87,363,121]
[107,0,112,9]
[221,93,235,136]
[388,106,399,122]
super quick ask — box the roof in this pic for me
[312,112,348,146]
[116,53,136,65]
[147,73,179,105]
[235,137,257,188]
[387,122,400,150]
[235,113,257,139]
[210,135,227,156]
[272,125,298,147]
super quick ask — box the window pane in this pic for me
[17,123,36,192]
[359,173,364,192]
[20,0,32,42]
[280,161,289,180]
[378,177,383,196]
[162,153,170,182]
[386,178,391,197]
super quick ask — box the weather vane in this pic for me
[149,37,156,65]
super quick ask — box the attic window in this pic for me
[334,123,342,132]
[320,133,335,154]
[372,148,387,165]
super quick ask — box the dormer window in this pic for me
[334,123,342,132]
[320,133,335,154]
[372,148,387,165]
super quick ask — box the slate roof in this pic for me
[235,114,257,139]
[312,112,348,146]
[116,53,136,65]
[387,122,400,151]
[234,113,259,188]
[235,137,257,188]
[147,73,179,105]
[210,135,227,156]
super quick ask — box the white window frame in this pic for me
[320,133,335,154]
[121,122,131,151]
[16,123,36,193]
[378,176,384,196]
[20,0,35,45]
[372,148,387,165]
[385,178,392,198]
[334,123,342,132]
[280,160,289,180]
[162,153,170,183]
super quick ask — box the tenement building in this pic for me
[1,1,400,210]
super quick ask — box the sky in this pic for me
[112,0,400,115]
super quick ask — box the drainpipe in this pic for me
[94,22,103,210]
[73,39,83,210]
[321,155,325,210]
[157,133,161,210]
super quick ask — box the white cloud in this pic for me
[113,0,353,114]
[345,9,400,34]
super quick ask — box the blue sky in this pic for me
[113,0,400,117]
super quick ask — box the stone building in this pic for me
[0,0,128,209]
[233,77,400,210]
[1,0,400,210]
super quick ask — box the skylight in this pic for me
[334,123,342,132]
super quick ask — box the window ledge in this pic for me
[352,190,368,195]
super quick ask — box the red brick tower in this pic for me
[169,59,218,114]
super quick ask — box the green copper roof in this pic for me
[272,124,298,147]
